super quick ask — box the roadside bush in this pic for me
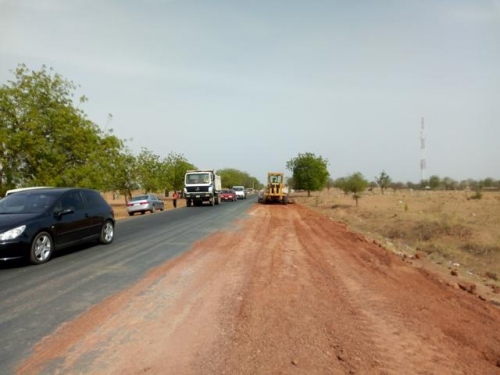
[469,190,483,200]
[384,226,407,240]
[412,220,442,241]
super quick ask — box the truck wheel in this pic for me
[209,197,214,206]
[283,196,289,205]
[187,199,192,207]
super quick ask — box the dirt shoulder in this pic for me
[17,203,500,374]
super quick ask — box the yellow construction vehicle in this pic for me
[258,172,289,204]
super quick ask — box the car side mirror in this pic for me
[54,207,74,218]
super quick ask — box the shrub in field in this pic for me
[461,242,500,256]
[469,190,483,200]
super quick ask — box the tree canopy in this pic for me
[375,170,391,194]
[335,172,368,206]
[0,64,123,192]
[0,65,201,198]
[218,168,262,189]
[286,152,329,197]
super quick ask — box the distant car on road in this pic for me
[232,186,247,199]
[220,189,237,202]
[0,187,115,265]
[126,194,164,216]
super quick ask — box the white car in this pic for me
[126,194,164,215]
[232,186,247,199]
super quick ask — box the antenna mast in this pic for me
[420,117,426,183]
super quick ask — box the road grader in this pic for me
[258,172,289,204]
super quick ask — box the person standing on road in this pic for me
[172,191,179,208]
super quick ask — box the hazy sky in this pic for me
[1,0,499,184]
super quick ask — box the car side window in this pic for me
[56,192,84,212]
[82,190,105,208]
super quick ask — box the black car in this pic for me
[0,188,115,265]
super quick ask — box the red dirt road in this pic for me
[17,204,500,374]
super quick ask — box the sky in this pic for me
[1,0,499,184]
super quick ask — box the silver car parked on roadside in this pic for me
[126,194,164,216]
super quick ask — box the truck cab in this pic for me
[183,170,222,207]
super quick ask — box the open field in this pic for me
[292,188,500,297]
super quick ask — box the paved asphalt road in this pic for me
[0,196,256,374]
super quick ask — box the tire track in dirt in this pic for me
[294,204,500,374]
[294,208,454,374]
[208,205,354,374]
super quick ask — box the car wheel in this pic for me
[30,231,53,265]
[141,211,145,215]
[99,220,114,244]
[128,212,134,216]
[160,205,164,211]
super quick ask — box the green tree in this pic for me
[334,177,349,195]
[286,152,329,197]
[375,170,391,194]
[248,177,263,190]
[442,176,458,190]
[136,148,162,193]
[343,172,368,206]
[325,177,335,191]
[390,181,405,192]
[0,64,123,189]
[217,169,262,190]
[109,149,139,202]
[481,177,495,189]
[162,152,195,192]
[428,175,441,190]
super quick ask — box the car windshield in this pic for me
[186,173,210,184]
[233,187,244,191]
[0,191,58,214]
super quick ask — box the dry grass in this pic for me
[292,188,500,286]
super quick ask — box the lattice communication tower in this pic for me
[420,118,426,183]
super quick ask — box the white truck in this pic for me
[183,169,222,207]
